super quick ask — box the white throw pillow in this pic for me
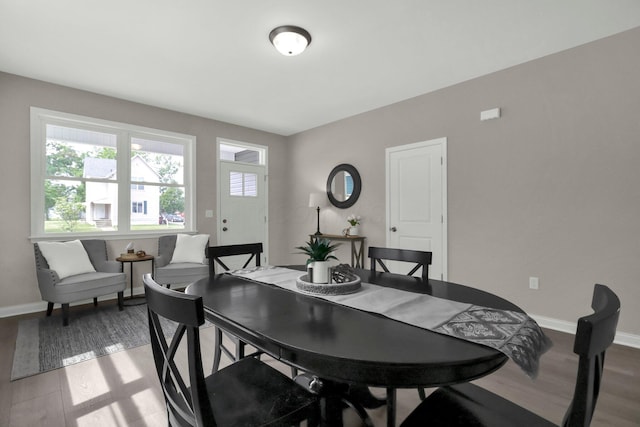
[38,240,96,279]
[170,234,209,264]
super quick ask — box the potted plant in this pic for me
[346,214,361,236]
[295,238,340,284]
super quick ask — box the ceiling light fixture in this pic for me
[269,25,312,56]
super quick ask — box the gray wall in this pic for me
[1,26,638,338]
[0,71,289,310]
[283,27,640,336]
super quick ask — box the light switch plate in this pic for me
[529,277,539,290]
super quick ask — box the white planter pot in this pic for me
[308,261,331,284]
[349,226,359,236]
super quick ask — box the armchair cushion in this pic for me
[37,240,96,279]
[171,234,209,264]
[55,272,127,303]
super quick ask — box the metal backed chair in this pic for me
[401,284,621,427]
[368,246,432,280]
[368,246,433,424]
[207,243,263,372]
[143,273,319,427]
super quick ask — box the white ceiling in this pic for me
[2,1,640,136]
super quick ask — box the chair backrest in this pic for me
[143,273,215,427]
[80,239,109,270]
[562,284,621,427]
[208,243,263,275]
[33,243,49,270]
[157,234,178,262]
[368,246,432,280]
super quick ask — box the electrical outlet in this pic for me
[529,277,539,290]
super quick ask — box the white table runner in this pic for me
[230,266,552,378]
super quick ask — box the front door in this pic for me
[386,138,447,280]
[218,158,267,268]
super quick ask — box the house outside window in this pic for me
[30,107,196,238]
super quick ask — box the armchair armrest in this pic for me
[36,268,61,301]
[155,254,170,268]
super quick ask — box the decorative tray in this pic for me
[296,273,361,295]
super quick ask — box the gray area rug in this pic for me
[12,303,182,381]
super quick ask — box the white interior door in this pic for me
[218,161,267,268]
[386,138,447,280]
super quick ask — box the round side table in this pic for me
[116,254,155,306]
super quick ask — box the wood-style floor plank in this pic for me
[1,311,638,426]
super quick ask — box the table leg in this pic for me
[351,240,356,267]
[351,239,365,268]
[123,261,147,306]
[129,262,134,298]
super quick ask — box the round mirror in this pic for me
[326,164,361,209]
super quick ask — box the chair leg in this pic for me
[418,387,426,400]
[236,339,245,360]
[386,387,396,427]
[117,291,124,311]
[212,327,223,373]
[46,302,54,317]
[62,303,70,326]
[93,297,98,306]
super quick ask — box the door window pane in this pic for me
[229,172,257,197]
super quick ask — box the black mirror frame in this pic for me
[326,163,361,209]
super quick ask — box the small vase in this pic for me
[308,261,331,284]
[349,226,359,236]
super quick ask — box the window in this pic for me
[230,172,258,197]
[30,108,196,238]
[132,201,148,214]
[219,143,262,164]
[131,177,145,190]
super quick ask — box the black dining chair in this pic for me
[143,273,320,427]
[368,246,433,425]
[207,243,263,373]
[368,246,432,281]
[400,283,621,427]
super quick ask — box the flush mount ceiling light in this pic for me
[269,25,312,56]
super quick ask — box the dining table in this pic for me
[185,267,526,426]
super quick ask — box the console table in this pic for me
[310,233,366,268]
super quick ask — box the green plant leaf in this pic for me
[294,238,340,262]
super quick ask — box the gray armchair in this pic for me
[34,239,126,326]
[154,235,209,289]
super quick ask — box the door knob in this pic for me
[390,226,397,232]
[222,227,228,232]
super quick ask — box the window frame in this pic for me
[30,107,197,240]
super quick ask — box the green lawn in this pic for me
[44,221,184,233]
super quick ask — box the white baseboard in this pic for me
[0,286,145,319]
[531,314,640,349]
[2,299,638,349]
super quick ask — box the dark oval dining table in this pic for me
[186,267,523,425]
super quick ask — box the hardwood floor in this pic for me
[1,309,638,426]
